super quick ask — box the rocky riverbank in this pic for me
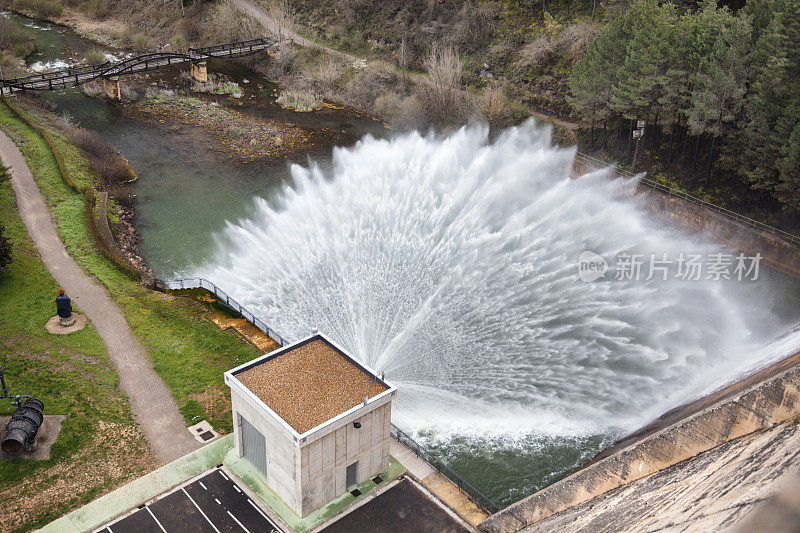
[137,90,314,160]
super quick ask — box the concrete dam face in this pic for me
[195,120,800,504]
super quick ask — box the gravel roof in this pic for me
[235,339,388,433]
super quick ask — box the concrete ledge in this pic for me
[480,354,800,532]
[38,434,234,533]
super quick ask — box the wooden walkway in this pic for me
[0,38,279,95]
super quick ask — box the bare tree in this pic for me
[423,44,463,116]
[475,84,512,128]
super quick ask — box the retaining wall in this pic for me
[480,350,800,532]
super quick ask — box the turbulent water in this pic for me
[198,120,800,502]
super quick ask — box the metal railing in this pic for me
[163,276,499,513]
[0,38,280,94]
[574,152,800,245]
[390,423,501,514]
[163,277,289,347]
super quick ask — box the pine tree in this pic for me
[686,7,751,180]
[740,0,800,204]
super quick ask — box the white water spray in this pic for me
[199,120,800,441]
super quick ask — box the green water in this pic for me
[7,11,800,511]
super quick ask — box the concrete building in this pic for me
[224,333,397,517]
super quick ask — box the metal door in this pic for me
[346,461,359,488]
[241,415,267,476]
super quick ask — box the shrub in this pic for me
[130,33,152,53]
[90,0,111,19]
[68,128,136,184]
[169,33,187,51]
[84,47,107,65]
[0,17,35,59]
[13,0,63,19]
[473,84,513,129]
[276,88,322,112]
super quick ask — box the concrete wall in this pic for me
[298,402,392,516]
[231,387,301,512]
[639,190,800,277]
[479,353,800,533]
[231,386,393,517]
[571,155,800,278]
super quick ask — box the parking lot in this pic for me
[99,467,282,533]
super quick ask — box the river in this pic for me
[6,10,800,510]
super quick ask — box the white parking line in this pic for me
[199,481,208,490]
[233,485,241,493]
[215,498,221,505]
[219,471,229,481]
[145,507,167,533]
[247,499,269,521]
[182,488,221,533]
[227,511,252,533]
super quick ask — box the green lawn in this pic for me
[0,162,155,532]
[0,99,262,433]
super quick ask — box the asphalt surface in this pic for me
[0,129,199,463]
[102,468,281,533]
[321,477,470,533]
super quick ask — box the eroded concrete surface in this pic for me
[481,353,800,533]
[521,421,800,532]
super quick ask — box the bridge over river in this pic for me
[0,38,280,96]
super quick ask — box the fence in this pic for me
[573,152,800,246]
[390,423,501,514]
[163,276,500,514]
[163,277,289,346]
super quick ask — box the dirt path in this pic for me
[233,0,581,136]
[0,130,199,464]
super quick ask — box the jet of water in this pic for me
[198,120,799,438]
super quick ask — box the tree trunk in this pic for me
[602,120,607,150]
[652,112,660,148]
[706,135,717,185]
[680,127,690,168]
[692,134,701,170]
[627,118,634,161]
[666,121,675,167]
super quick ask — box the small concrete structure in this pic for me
[102,76,121,100]
[187,420,219,444]
[225,333,397,517]
[191,61,208,83]
[45,313,87,334]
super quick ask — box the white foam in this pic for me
[196,120,800,440]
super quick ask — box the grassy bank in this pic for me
[0,97,261,436]
[0,163,155,531]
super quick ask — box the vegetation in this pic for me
[570,0,800,225]
[0,167,11,276]
[11,0,63,19]
[0,135,154,532]
[0,97,262,436]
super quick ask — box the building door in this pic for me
[241,415,267,476]
[346,461,359,489]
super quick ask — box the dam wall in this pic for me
[572,154,800,278]
[479,350,800,532]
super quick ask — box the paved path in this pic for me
[0,129,199,464]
